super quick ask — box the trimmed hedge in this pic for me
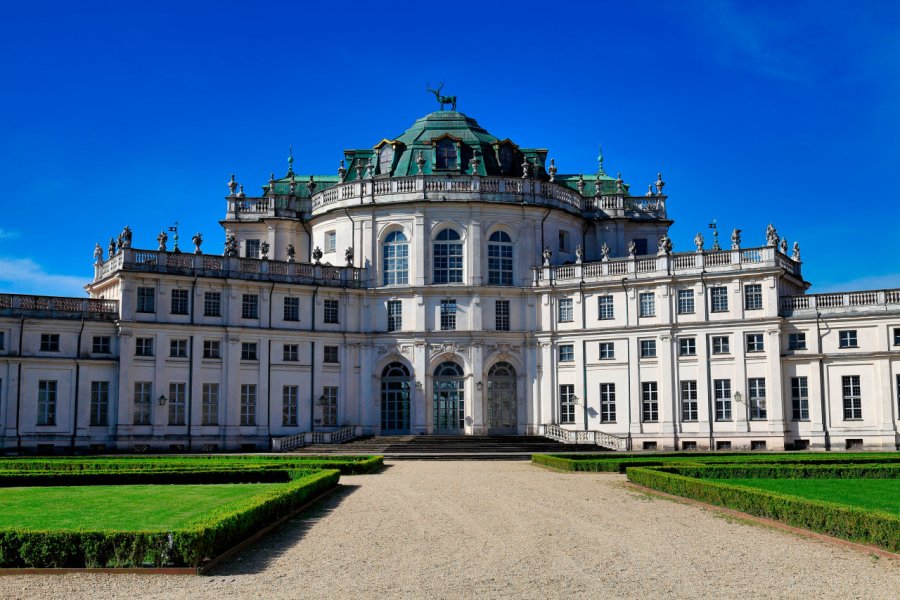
[0,468,317,487]
[0,469,339,568]
[626,467,900,553]
[656,463,900,480]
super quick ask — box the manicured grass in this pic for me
[715,478,900,515]
[0,483,280,531]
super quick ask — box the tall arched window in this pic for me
[436,139,457,170]
[378,145,394,175]
[433,228,463,284]
[383,231,409,286]
[433,361,464,432]
[487,231,513,286]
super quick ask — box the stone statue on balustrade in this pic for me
[192,232,203,254]
[694,232,704,252]
[108,237,117,257]
[157,230,168,252]
[765,223,779,247]
[93,243,104,265]
[600,243,610,262]
[657,233,673,255]
[224,235,238,257]
[792,241,801,262]
[260,241,270,260]
[312,246,323,264]
[345,247,354,266]
[628,240,636,257]
[731,228,741,250]
[286,243,296,263]
[121,226,132,249]
[575,244,584,264]
[542,247,552,266]
[780,238,788,254]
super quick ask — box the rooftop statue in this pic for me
[426,82,457,112]
[694,232,704,252]
[192,232,203,254]
[157,230,168,252]
[731,228,742,250]
[600,242,610,261]
[765,223,779,247]
[93,243,103,265]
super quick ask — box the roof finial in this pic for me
[597,144,606,176]
[287,145,295,176]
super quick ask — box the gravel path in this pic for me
[2,461,897,599]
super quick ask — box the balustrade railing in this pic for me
[271,432,305,452]
[539,423,628,451]
[0,293,118,320]
[780,288,900,314]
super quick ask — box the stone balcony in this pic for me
[225,195,307,221]
[307,175,667,220]
[532,245,801,287]
[780,289,900,317]
[0,293,118,320]
[93,248,366,288]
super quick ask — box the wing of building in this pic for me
[1,107,898,453]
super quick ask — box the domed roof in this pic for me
[393,111,499,146]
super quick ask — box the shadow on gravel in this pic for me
[208,483,361,576]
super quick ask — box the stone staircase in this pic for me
[290,435,605,460]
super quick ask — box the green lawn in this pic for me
[0,483,281,530]
[715,478,900,515]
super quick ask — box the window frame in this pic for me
[842,375,862,420]
[136,287,155,313]
[748,377,767,420]
[440,299,457,331]
[169,338,188,358]
[559,344,575,362]
[201,383,219,426]
[791,376,809,421]
[168,382,187,426]
[240,384,257,426]
[241,293,259,319]
[746,333,765,353]
[600,383,616,423]
[678,337,697,357]
[559,384,576,424]
[133,381,152,426]
[283,343,299,362]
[170,289,189,315]
[714,379,732,421]
[744,284,763,311]
[37,380,57,426]
[283,385,299,426]
[323,299,340,324]
[638,292,656,318]
[495,299,510,331]
[433,228,463,284]
[487,231,514,286]
[838,329,858,349]
[641,381,659,422]
[283,296,300,322]
[387,300,402,332]
[203,291,222,317]
[241,341,258,361]
[89,380,109,426]
[322,386,338,426]
[383,231,410,286]
[677,289,695,315]
[712,336,730,355]
[558,298,574,323]
[323,345,340,364]
[597,296,614,320]
[599,342,615,360]
[788,332,807,350]
[40,333,60,352]
[709,286,728,313]
[202,339,221,359]
[92,335,111,354]
[640,339,657,359]
[681,380,698,422]
[135,337,154,357]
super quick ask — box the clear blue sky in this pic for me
[1,1,898,296]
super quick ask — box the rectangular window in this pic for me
[839,330,858,348]
[710,287,728,312]
[324,299,339,324]
[40,333,60,352]
[894,327,900,346]
[791,376,809,420]
[283,385,299,426]
[559,384,575,424]
[681,381,698,421]
[640,339,656,358]
[749,378,767,420]
[168,382,186,426]
[170,289,189,315]
[842,375,862,420]
[136,287,155,313]
[633,238,648,256]
[89,381,109,426]
[598,296,614,320]
[283,297,300,322]
[135,337,154,357]
[240,384,257,426]
[203,340,221,359]
[714,379,732,421]
[440,299,457,331]
[324,345,339,364]
[242,294,259,319]
[788,332,807,350]
[600,383,616,423]
[241,342,258,361]
[0,331,4,350]
[679,337,696,356]
[245,239,260,259]
[559,344,574,362]
[639,292,655,317]
[201,383,219,425]
[677,289,695,314]
[92,335,111,354]
[322,386,338,426]
[712,336,730,354]
[37,380,57,426]
[558,298,573,323]
[325,231,337,253]
[387,300,402,332]
[599,342,615,360]
[169,339,188,358]
[203,291,221,317]
[495,300,510,331]
[746,333,764,352]
[133,381,152,425]
[641,381,659,422]
[744,284,763,311]
[283,343,299,362]
[558,230,570,253]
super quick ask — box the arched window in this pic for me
[433,228,463,284]
[381,362,410,434]
[487,231,513,286]
[433,361,464,432]
[436,139,457,170]
[383,230,409,286]
[378,145,394,175]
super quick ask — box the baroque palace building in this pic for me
[1,106,899,453]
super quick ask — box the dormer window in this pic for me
[436,139,457,170]
[499,146,515,174]
[378,145,394,175]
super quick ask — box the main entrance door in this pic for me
[487,362,517,434]
[381,362,411,434]
[433,362,465,433]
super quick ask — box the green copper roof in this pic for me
[394,111,499,146]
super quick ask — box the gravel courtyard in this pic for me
[2,460,897,599]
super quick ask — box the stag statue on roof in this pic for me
[426,82,457,111]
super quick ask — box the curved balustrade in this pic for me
[539,423,629,451]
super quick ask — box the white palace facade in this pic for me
[1,108,899,453]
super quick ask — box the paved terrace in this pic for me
[3,461,895,599]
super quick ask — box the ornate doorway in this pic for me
[381,362,411,434]
[433,361,465,433]
[487,362,517,434]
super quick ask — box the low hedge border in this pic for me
[626,467,900,553]
[0,468,324,487]
[0,469,340,568]
[655,463,900,479]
